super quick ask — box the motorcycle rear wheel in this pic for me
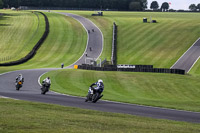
[16,85,20,91]
[92,93,100,103]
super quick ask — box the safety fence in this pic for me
[111,22,117,65]
[0,12,49,66]
[78,64,185,75]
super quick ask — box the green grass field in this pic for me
[59,11,200,69]
[0,10,45,63]
[17,12,87,68]
[41,69,200,112]
[40,11,200,112]
[1,98,200,133]
[0,11,87,71]
[1,10,200,131]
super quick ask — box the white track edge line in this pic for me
[171,38,200,69]
[56,12,104,63]
[61,13,90,67]
[38,72,49,86]
[187,56,200,73]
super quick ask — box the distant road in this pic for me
[0,12,200,124]
[57,12,103,68]
[171,38,200,73]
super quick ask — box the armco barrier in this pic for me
[0,12,49,66]
[78,65,185,75]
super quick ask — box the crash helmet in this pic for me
[98,79,103,83]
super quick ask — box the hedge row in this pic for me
[0,12,49,66]
[78,64,185,75]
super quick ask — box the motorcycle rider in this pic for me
[42,77,51,90]
[90,79,104,92]
[16,74,24,84]
[86,79,104,101]
[42,77,51,87]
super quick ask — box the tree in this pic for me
[161,2,169,12]
[128,0,147,11]
[0,0,3,8]
[189,4,197,11]
[196,3,200,11]
[150,1,159,10]
[141,0,147,10]
[1,0,148,11]
[129,1,141,11]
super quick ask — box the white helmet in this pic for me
[98,79,103,83]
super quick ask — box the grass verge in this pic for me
[0,98,200,133]
[41,69,200,112]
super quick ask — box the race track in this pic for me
[171,38,200,73]
[0,12,200,123]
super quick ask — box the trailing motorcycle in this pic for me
[15,78,24,91]
[16,81,23,91]
[41,82,50,95]
[85,87,103,103]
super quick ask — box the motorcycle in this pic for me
[85,87,103,103]
[15,78,24,91]
[41,82,50,95]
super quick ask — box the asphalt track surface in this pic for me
[171,38,200,73]
[0,12,200,124]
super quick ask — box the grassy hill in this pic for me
[0,11,87,72]
[38,11,200,112]
[60,11,200,69]
[17,12,87,68]
[1,10,200,130]
[0,10,45,63]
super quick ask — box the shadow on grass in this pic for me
[0,13,19,21]
[0,24,11,26]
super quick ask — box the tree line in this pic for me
[189,3,200,11]
[1,0,200,12]
[150,1,200,12]
[1,0,147,11]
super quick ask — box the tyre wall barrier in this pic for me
[0,12,49,66]
[78,65,185,75]
[111,22,117,65]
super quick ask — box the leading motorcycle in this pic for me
[85,87,103,103]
